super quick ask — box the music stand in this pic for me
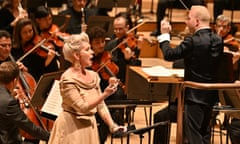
[87,16,114,38]
[97,0,132,15]
[97,0,131,8]
[26,0,45,13]
[115,121,169,144]
[46,0,63,8]
[31,71,63,107]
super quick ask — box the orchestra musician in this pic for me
[0,0,28,35]
[12,18,59,81]
[59,0,97,34]
[34,5,70,69]
[34,5,67,48]
[88,26,124,144]
[104,12,143,123]
[0,30,26,71]
[105,12,142,84]
[0,30,50,144]
[215,14,240,79]
[214,14,240,144]
[48,33,126,144]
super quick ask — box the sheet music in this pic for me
[141,66,184,77]
[41,80,62,117]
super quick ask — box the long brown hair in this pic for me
[13,18,38,49]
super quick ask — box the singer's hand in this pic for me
[102,77,119,97]
[112,125,127,133]
[108,77,119,89]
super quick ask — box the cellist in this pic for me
[0,30,50,144]
[215,14,240,79]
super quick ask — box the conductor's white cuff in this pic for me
[157,33,170,43]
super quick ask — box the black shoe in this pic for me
[150,30,160,37]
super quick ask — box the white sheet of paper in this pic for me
[141,66,184,77]
[41,80,62,117]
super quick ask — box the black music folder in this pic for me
[87,16,114,37]
[97,0,131,8]
[31,71,64,120]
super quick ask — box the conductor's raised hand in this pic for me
[161,18,172,34]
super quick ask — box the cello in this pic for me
[9,54,49,141]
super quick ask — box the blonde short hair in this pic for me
[63,32,90,63]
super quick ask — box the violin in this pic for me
[22,35,60,59]
[224,34,240,52]
[40,24,69,48]
[110,20,149,56]
[118,33,138,51]
[92,52,125,89]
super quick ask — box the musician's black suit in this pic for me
[0,85,50,144]
[154,28,223,144]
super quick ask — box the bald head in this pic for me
[191,5,211,24]
[185,5,211,33]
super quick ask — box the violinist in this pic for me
[0,31,50,144]
[99,13,142,142]
[215,15,240,144]
[105,12,142,84]
[215,14,240,79]
[12,18,59,81]
[88,26,124,144]
[34,5,70,69]
[34,6,68,48]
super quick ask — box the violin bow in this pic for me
[17,38,46,62]
[127,19,148,34]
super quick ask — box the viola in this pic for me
[92,51,125,89]
[40,24,69,48]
